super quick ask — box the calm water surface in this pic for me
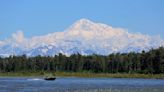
[0,77,164,92]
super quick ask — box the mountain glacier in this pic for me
[0,19,164,57]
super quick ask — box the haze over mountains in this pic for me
[0,19,164,57]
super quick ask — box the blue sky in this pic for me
[0,0,164,39]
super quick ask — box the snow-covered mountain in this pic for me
[0,19,164,57]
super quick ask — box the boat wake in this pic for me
[27,78,42,81]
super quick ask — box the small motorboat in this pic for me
[44,77,56,81]
[44,73,56,81]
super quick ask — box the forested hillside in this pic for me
[0,47,164,74]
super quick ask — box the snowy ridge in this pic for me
[0,19,164,56]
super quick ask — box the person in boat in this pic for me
[44,73,56,80]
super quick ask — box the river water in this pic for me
[0,77,164,92]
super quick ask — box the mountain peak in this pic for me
[66,18,98,32]
[73,18,95,27]
[76,18,93,24]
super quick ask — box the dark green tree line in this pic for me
[0,47,164,74]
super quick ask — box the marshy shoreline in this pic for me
[0,71,164,79]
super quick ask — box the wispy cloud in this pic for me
[12,30,25,44]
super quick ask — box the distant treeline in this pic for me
[0,47,164,74]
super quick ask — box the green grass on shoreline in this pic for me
[0,71,164,79]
